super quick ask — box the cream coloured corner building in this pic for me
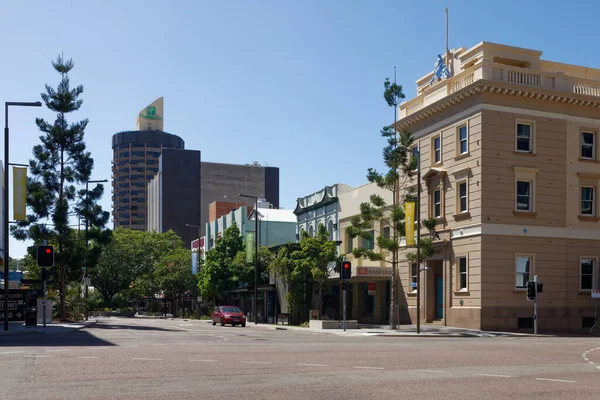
[343,41,600,332]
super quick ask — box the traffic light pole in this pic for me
[42,240,47,328]
[534,275,538,335]
[343,284,347,332]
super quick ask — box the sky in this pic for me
[1,0,600,258]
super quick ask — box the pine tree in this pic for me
[12,54,108,320]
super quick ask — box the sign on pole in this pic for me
[13,167,27,221]
[245,231,254,263]
[405,202,415,246]
[592,290,600,299]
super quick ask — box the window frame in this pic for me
[456,179,468,214]
[346,232,353,253]
[457,123,468,156]
[515,254,534,290]
[580,256,597,292]
[581,185,596,217]
[516,180,533,212]
[515,120,535,154]
[410,263,418,293]
[456,255,468,292]
[432,134,442,165]
[580,130,597,161]
[432,188,442,218]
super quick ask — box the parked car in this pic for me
[212,306,247,327]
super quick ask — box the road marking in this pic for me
[297,363,329,367]
[132,358,162,361]
[189,359,218,362]
[536,378,575,383]
[122,345,138,348]
[414,369,446,373]
[85,348,105,351]
[47,349,70,352]
[241,361,272,365]
[477,373,511,378]
[0,351,24,354]
[353,366,384,370]
[24,355,52,358]
[77,356,101,359]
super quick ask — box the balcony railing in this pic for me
[400,61,600,118]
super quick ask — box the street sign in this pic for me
[0,290,27,321]
[592,290,600,299]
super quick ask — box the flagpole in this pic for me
[446,7,452,75]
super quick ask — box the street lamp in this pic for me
[84,179,108,321]
[239,193,259,325]
[398,145,422,334]
[3,101,42,332]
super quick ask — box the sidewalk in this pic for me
[246,321,542,338]
[0,320,97,336]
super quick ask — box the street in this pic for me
[0,318,599,399]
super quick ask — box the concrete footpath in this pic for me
[0,320,97,336]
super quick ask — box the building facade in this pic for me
[147,148,201,247]
[294,183,351,241]
[344,41,600,332]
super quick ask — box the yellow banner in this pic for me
[405,202,415,246]
[13,167,27,221]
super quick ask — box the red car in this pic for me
[212,306,247,327]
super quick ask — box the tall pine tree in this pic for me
[12,54,109,319]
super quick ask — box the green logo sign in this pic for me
[140,105,162,121]
[147,106,156,115]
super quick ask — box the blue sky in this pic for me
[2,0,600,258]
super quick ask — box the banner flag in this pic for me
[13,167,27,221]
[245,231,254,263]
[405,202,416,246]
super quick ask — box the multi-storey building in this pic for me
[112,97,186,230]
[342,41,600,332]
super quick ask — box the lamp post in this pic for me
[239,193,259,325]
[3,101,42,332]
[398,145,422,334]
[84,179,107,321]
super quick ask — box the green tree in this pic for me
[154,248,196,316]
[269,224,339,324]
[197,223,244,301]
[348,78,433,329]
[92,229,184,305]
[11,54,108,319]
[231,246,274,289]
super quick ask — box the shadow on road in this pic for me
[0,330,116,347]
[91,322,185,333]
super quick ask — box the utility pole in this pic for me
[534,274,538,335]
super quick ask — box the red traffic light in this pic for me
[341,261,352,280]
[343,262,350,269]
[45,248,51,254]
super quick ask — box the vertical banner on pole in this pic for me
[191,251,198,275]
[405,201,415,246]
[13,167,27,221]
[245,231,254,263]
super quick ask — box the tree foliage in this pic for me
[269,224,339,324]
[11,54,108,319]
[231,246,274,289]
[154,248,196,299]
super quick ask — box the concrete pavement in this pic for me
[0,317,599,399]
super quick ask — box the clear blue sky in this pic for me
[1,0,600,258]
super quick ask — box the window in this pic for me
[516,122,533,153]
[383,226,391,240]
[516,180,532,211]
[346,234,353,253]
[457,256,468,291]
[581,186,596,216]
[457,180,468,213]
[433,189,442,218]
[433,136,441,164]
[516,255,532,289]
[458,124,468,155]
[581,131,596,160]
[410,144,419,170]
[580,258,596,291]
[361,230,375,250]
[410,263,418,292]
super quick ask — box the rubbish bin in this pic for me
[25,306,37,326]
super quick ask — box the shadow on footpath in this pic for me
[0,330,116,347]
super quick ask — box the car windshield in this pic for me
[221,307,241,313]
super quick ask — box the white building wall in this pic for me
[147,172,161,232]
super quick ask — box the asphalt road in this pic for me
[1,317,599,399]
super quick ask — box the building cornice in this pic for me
[395,80,600,131]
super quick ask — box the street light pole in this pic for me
[415,150,422,334]
[84,179,107,321]
[3,101,41,332]
[239,193,259,325]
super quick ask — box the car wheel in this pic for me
[220,318,225,327]
[241,323,246,327]
[212,319,216,326]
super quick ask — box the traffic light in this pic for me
[341,261,352,280]
[537,283,543,294]
[37,245,55,267]
[526,281,536,301]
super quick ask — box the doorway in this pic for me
[434,274,443,319]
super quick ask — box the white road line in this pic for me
[132,358,162,361]
[536,378,575,383]
[0,351,24,354]
[477,373,512,378]
[414,369,446,373]
[47,349,70,352]
[77,356,101,359]
[24,355,52,358]
[353,366,384,370]
[189,359,218,362]
[122,345,138,348]
[297,363,329,367]
[241,361,272,365]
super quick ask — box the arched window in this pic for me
[327,219,335,241]
[308,225,314,238]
